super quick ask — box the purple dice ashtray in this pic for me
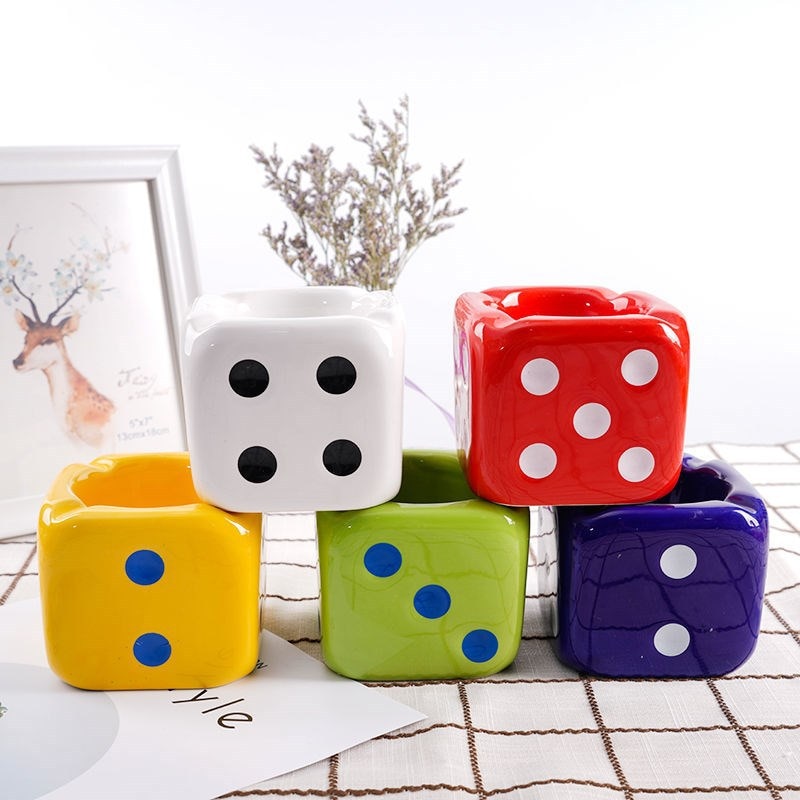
[555,454,769,677]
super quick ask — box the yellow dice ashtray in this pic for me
[38,452,262,690]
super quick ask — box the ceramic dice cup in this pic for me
[316,451,530,681]
[555,454,769,677]
[38,453,262,690]
[182,286,405,513]
[454,286,690,506]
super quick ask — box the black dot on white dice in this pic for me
[229,359,269,398]
[323,439,362,476]
[316,356,357,395]
[238,446,277,483]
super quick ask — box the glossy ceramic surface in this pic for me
[38,452,262,690]
[316,451,530,680]
[555,454,769,677]
[182,286,405,513]
[454,286,690,506]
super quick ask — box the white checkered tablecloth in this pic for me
[2,442,799,799]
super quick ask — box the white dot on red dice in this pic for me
[519,443,557,479]
[621,349,659,386]
[660,544,697,579]
[521,358,559,396]
[617,447,655,482]
[653,623,690,656]
[573,403,611,439]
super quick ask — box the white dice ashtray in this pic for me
[181,286,405,513]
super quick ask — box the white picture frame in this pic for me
[0,146,200,539]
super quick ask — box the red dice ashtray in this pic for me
[453,286,690,506]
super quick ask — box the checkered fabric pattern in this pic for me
[2,442,799,799]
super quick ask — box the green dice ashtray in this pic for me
[316,451,530,680]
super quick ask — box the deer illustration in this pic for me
[13,308,115,448]
[3,221,118,448]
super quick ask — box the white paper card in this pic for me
[0,598,425,800]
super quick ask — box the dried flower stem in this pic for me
[251,96,465,292]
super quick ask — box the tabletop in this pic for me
[2,441,799,799]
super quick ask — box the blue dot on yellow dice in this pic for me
[133,632,172,667]
[125,549,165,586]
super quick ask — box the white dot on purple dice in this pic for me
[660,544,697,580]
[653,623,690,656]
[617,446,655,482]
[519,443,557,479]
[520,358,559,396]
[573,402,611,439]
[621,348,659,386]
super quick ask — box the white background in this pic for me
[3,0,799,448]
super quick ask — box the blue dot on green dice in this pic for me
[413,584,451,619]
[364,543,402,577]
[462,629,499,663]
